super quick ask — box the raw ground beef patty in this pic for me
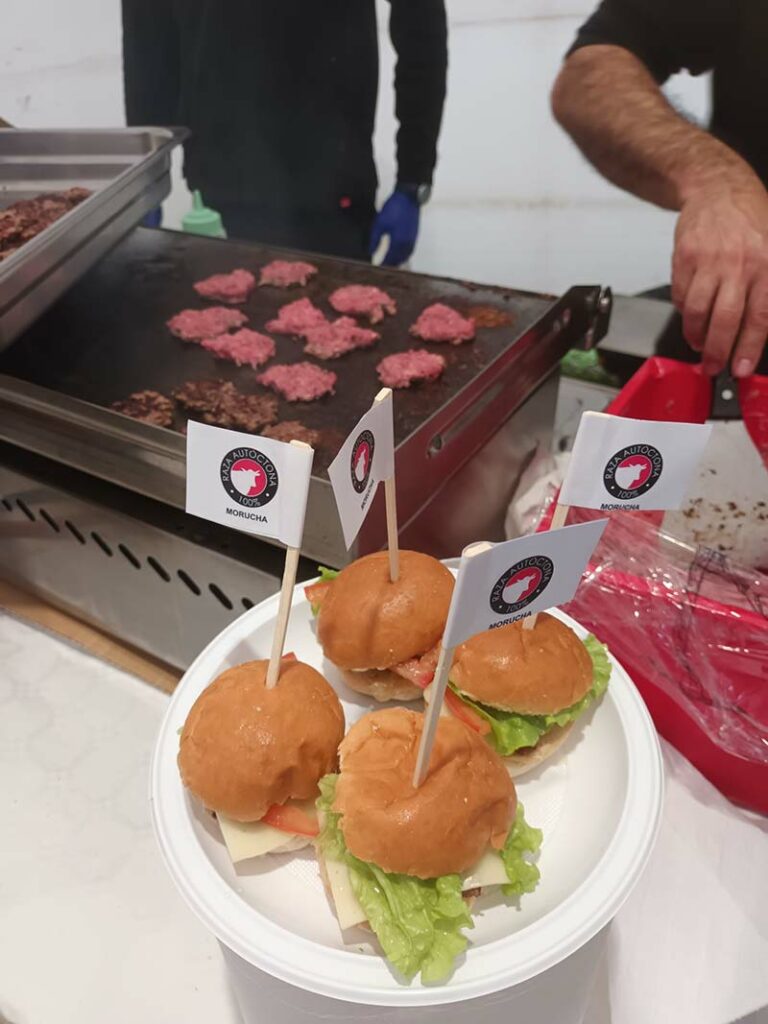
[173,379,278,432]
[263,421,321,446]
[410,303,476,344]
[329,285,396,324]
[111,390,174,428]
[266,298,327,336]
[201,329,275,368]
[376,350,446,389]
[167,307,247,341]
[256,362,337,402]
[193,269,255,304]
[259,260,318,288]
[303,317,379,359]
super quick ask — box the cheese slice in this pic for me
[324,856,367,930]
[218,815,294,863]
[462,848,509,890]
[217,797,318,863]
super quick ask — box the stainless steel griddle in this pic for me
[0,226,611,666]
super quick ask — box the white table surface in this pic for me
[1,612,766,1024]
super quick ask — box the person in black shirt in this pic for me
[551,1,768,377]
[122,1,447,265]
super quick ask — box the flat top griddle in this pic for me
[0,227,552,474]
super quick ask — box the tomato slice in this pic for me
[391,643,441,689]
[262,803,319,837]
[304,581,331,609]
[280,652,297,664]
[445,689,491,736]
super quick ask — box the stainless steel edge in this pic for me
[0,128,184,347]
[0,284,609,566]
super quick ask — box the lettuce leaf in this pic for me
[453,634,612,757]
[499,803,543,897]
[308,566,340,615]
[317,775,472,983]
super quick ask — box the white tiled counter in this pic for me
[1,612,766,1024]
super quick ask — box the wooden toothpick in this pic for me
[265,440,312,688]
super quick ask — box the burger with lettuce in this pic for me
[430,613,611,776]
[316,707,542,983]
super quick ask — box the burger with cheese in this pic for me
[305,551,454,702]
[178,654,345,863]
[432,613,611,776]
[316,707,542,983]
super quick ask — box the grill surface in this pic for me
[0,227,551,474]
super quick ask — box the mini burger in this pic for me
[316,707,542,983]
[178,655,344,862]
[433,613,611,776]
[305,551,454,702]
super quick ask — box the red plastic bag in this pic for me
[540,358,768,813]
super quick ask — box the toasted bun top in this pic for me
[334,707,515,878]
[317,551,454,670]
[451,613,592,715]
[178,660,344,821]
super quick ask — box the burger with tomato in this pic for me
[178,654,345,861]
[429,613,611,776]
[315,707,542,983]
[305,551,454,702]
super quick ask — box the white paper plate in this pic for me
[151,574,663,1007]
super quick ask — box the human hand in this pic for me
[369,189,420,267]
[142,206,163,229]
[672,180,768,377]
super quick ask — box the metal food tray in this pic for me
[0,127,182,349]
[0,227,611,566]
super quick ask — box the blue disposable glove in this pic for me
[370,188,420,267]
[142,206,163,228]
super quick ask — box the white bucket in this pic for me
[151,576,663,1016]
[221,928,608,1024]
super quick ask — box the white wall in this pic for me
[1,0,710,296]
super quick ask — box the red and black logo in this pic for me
[490,555,554,615]
[350,429,375,494]
[220,447,279,508]
[603,443,663,500]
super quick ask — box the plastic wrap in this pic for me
[556,510,768,766]
[524,357,768,810]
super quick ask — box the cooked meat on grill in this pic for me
[173,379,278,432]
[193,268,256,304]
[200,329,275,368]
[266,297,327,336]
[263,420,322,446]
[303,317,379,360]
[376,350,446,389]
[329,285,396,323]
[409,303,476,344]
[259,260,318,288]
[0,186,91,262]
[257,362,337,402]
[111,389,174,428]
[167,307,248,341]
[467,305,513,329]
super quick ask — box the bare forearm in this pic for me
[551,45,761,210]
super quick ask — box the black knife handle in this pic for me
[709,370,742,420]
